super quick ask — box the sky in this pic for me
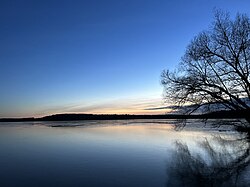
[0,0,250,117]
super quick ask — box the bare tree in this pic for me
[161,11,250,120]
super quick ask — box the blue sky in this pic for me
[1,0,250,117]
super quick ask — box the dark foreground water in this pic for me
[0,120,249,187]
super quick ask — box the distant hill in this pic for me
[0,110,249,122]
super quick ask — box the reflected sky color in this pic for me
[1,120,249,187]
[0,0,250,117]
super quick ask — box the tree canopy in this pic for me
[161,11,250,115]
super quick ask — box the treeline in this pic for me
[0,110,249,122]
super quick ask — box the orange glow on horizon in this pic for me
[1,96,171,118]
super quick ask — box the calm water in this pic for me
[0,120,249,187]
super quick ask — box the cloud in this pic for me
[144,106,170,110]
[36,96,169,116]
[1,95,170,118]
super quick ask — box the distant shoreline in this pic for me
[0,110,249,122]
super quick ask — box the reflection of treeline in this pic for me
[0,109,249,122]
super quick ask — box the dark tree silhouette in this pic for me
[161,11,250,121]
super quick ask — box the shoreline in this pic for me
[0,110,249,122]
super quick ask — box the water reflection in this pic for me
[1,121,250,187]
[167,134,250,187]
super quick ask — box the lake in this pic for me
[0,119,249,187]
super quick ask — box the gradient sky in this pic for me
[1,0,250,117]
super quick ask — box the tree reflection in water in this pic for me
[167,133,250,187]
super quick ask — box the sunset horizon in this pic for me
[1,1,250,187]
[1,1,249,118]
